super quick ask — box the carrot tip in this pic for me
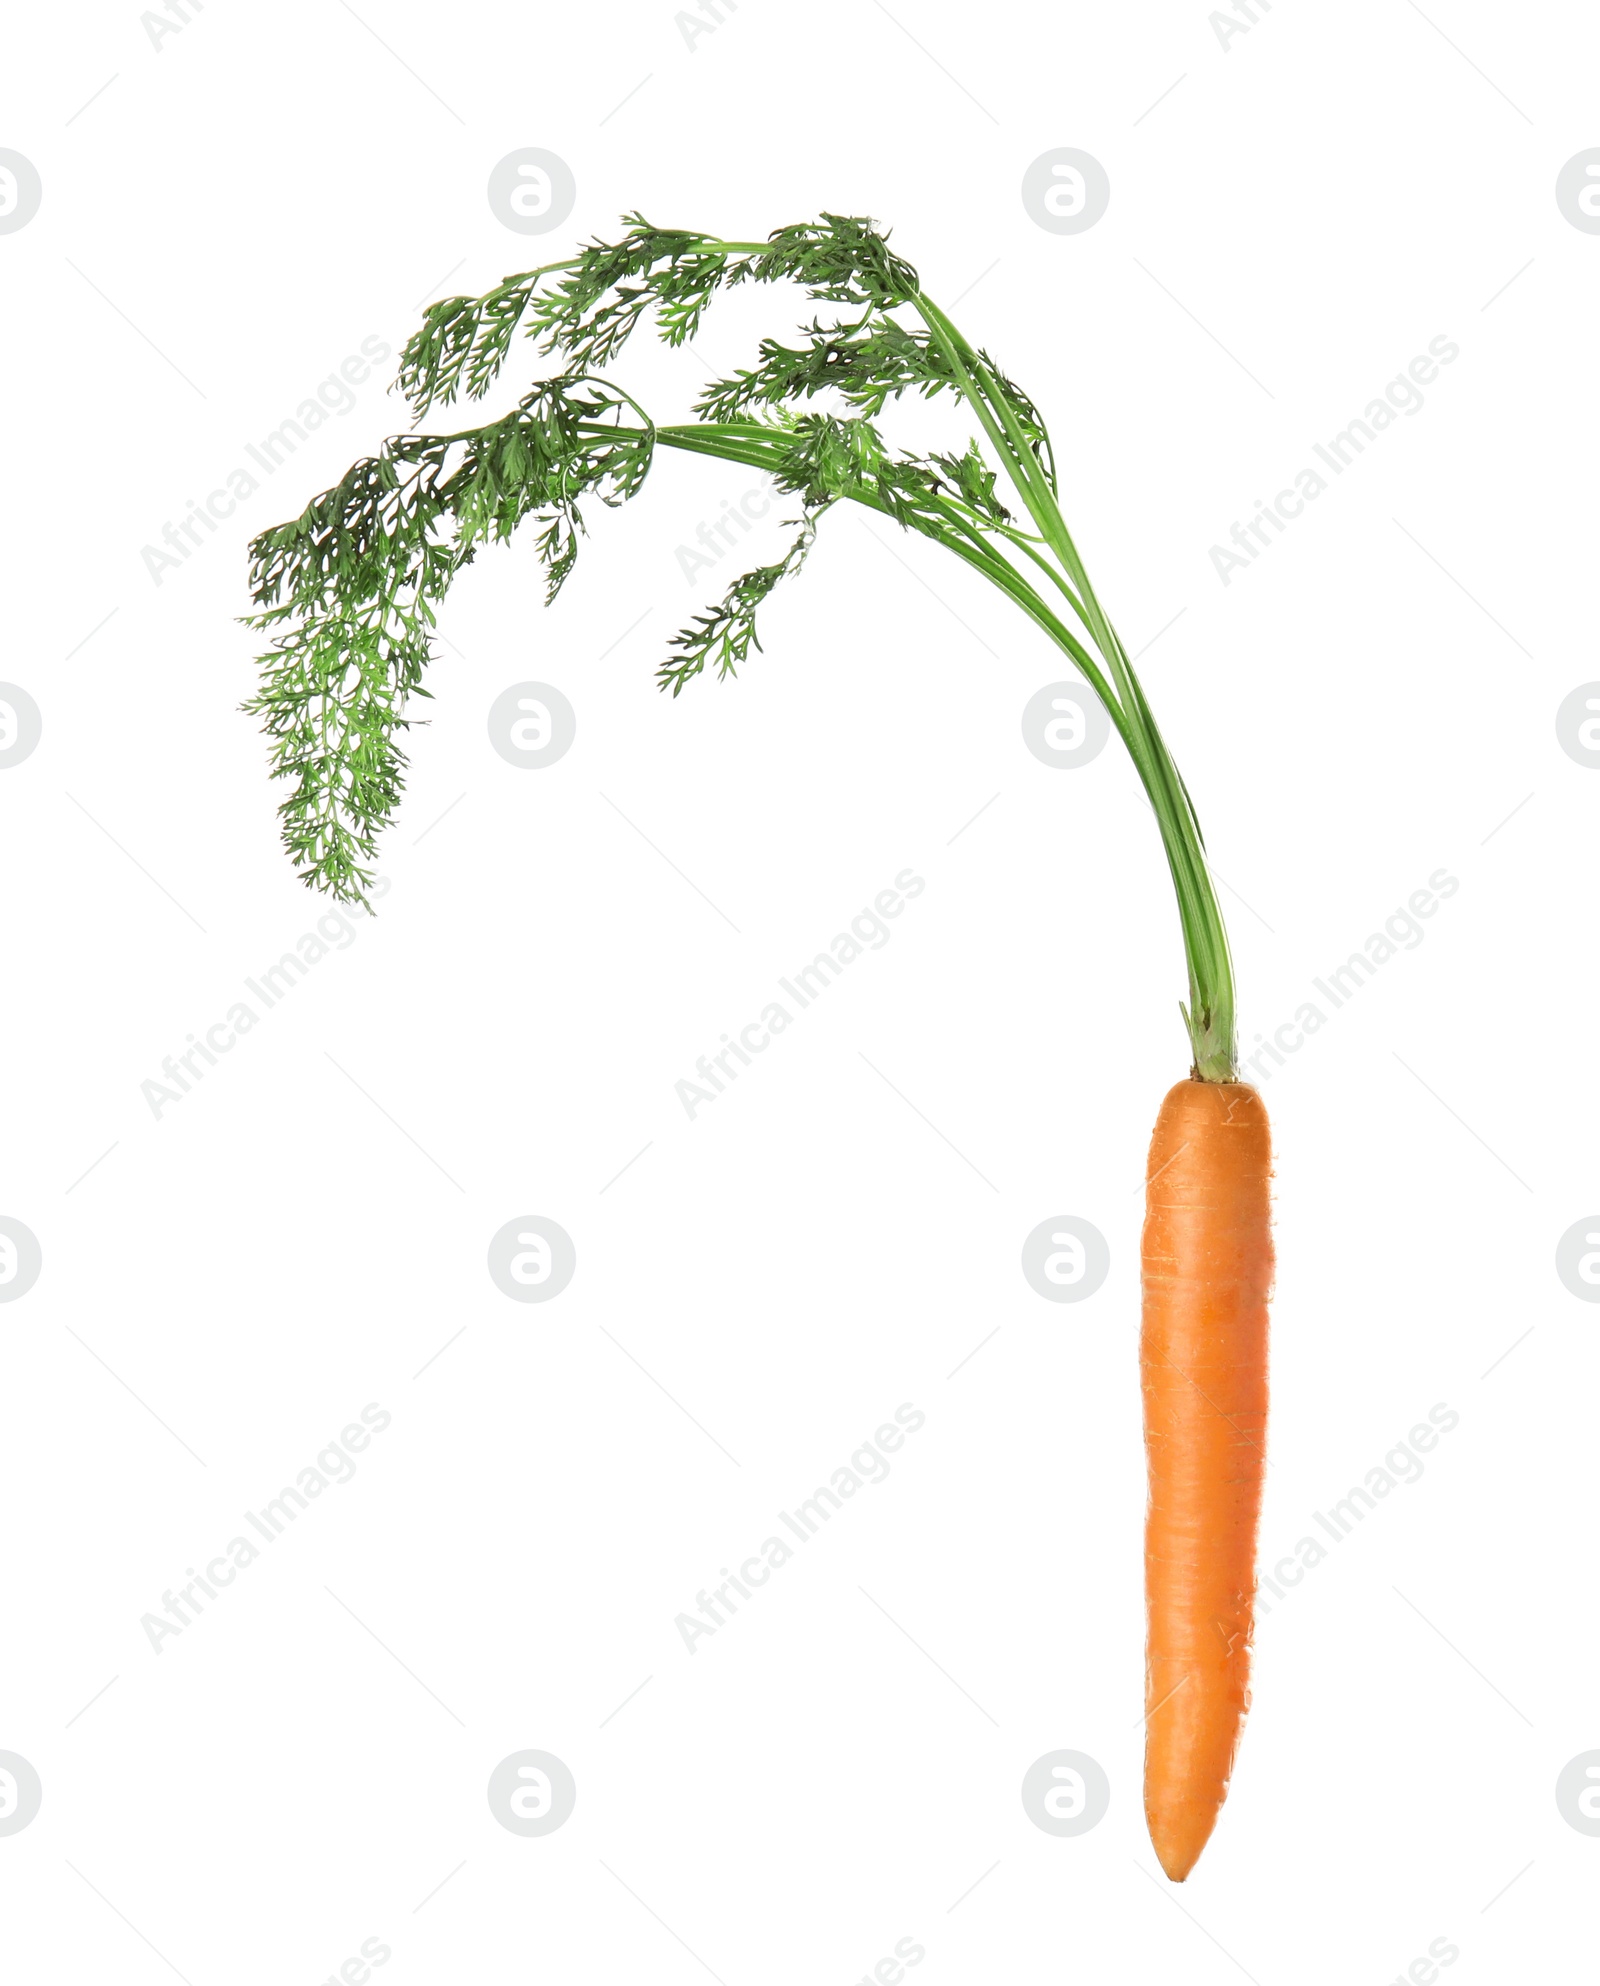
[1151,1832,1203,1882]
[1148,1794,1223,1880]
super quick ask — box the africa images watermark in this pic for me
[676,868,926,1119]
[1382,1938,1460,1986]
[1209,336,1460,585]
[1256,1402,1459,1616]
[139,335,391,586]
[674,486,777,582]
[140,0,210,54]
[1237,866,1459,1088]
[677,0,741,52]
[675,1404,926,1652]
[141,879,390,1119]
[1210,0,1283,53]
[313,1938,392,1986]
[852,1939,926,1986]
[141,1404,392,1653]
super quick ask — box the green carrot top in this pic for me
[242,213,1238,1079]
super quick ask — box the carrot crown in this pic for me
[241,213,1238,1080]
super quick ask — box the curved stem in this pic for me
[911,293,1237,1079]
[587,378,1238,1077]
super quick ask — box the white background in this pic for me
[2,1,1597,1979]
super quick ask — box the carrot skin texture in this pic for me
[1141,1079,1273,1881]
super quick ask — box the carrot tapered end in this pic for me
[1143,1670,1244,1880]
[1148,1804,1216,1883]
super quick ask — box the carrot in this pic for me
[243,213,1271,1875]
[1142,1079,1273,1881]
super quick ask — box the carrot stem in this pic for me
[910,294,1237,1081]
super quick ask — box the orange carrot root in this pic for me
[1141,1079,1273,1881]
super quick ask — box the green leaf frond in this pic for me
[246,209,1237,1080]
[396,212,919,420]
[241,375,656,902]
[660,506,828,696]
[694,317,958,424]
